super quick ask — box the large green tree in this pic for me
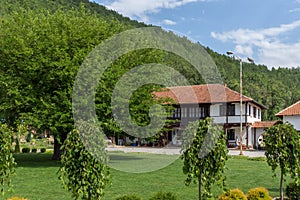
[181,118,228,200]
[0,6,125,159]
[264,122,300,200]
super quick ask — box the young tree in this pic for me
[264,122,300,200]
[181,118,228,200]
[59,122,110,200]
[0,123,16,197]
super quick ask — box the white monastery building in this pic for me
[154,84,276,149]
[276,100,300,131]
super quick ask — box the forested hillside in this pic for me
[1,0,300,133]
[0,0,145,28]
[207,48,300,120]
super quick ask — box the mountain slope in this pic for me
[1,0,300,121]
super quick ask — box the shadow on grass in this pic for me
[108,154,144,161]
[14,153,61,168]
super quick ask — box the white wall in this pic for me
[283,115,300,131]
[211,102,262,124]
[247,103,262,123]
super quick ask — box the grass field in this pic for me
[5,152,291,200]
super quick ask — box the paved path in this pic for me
[106,145,266,157]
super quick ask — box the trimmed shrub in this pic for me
[7,197,28,200]
[247,187,272,200]
[31,148,37,153]
[149,191,178,200]
[218,189,247,200]
[115,194,143,200]
[21,147,30,153]
[286,182,300,200]
[40,148,46,153]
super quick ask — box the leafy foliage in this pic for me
[0,2,127,159]
[0,123,16,196]
[59,128,110,200]
[40,148,47,153]
[7,197,28,200]
[264,122,300,199]
[247,187,272,200]
[115,194,143,200]
[286,182,300,200]
[21,148,30,153]
[217,189,247,200]
[181,118,228,200]
[207,47,300,120]
[149,191,178,200]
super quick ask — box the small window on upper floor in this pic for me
[228,104,235,116]
[253,107,257,118]
[249,105,251,116]
[189,107,195,118]
[219,105,226,116]
[181,107,187,118]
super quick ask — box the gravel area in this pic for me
[106,145,266,157]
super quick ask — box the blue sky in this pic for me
[94,0,300,69]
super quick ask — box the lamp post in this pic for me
[226,51,254,155]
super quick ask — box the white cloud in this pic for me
[289,8,300,13]
[211,20,300,68]
[162,19,177,25]
[104,0,199,22]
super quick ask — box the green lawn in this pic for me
[5,153,290,200]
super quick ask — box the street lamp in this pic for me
[226,51,254,155]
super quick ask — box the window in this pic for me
[227,129,235,140]
[220,104,235,116]
[189,107,195,118]
[249,105,251,116]
[220,105,226,116]
[253,107,257,118]
[258,108,260,119]
[202,107,209,118]
[228,104,235,116]
[181,107,187,118]
[174,107,181,118]
[195,107,200,118]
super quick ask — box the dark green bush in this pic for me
[31,148,37,153]
[22,147,30,153]
[40,148,46,153]
[149,191,178,200]
[286,182,300,200]
[114,194,142,200]
[247,187,272,200]
[218,189,247,200]
[247,157,266,162]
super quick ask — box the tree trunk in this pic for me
[52,133,67,160]
[52,136,61,160]
[280,170,284,200]
[198,171,202,200]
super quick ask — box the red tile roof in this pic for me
[253,121,279,128]
[153,84,266,108]
[276,100,300,116]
